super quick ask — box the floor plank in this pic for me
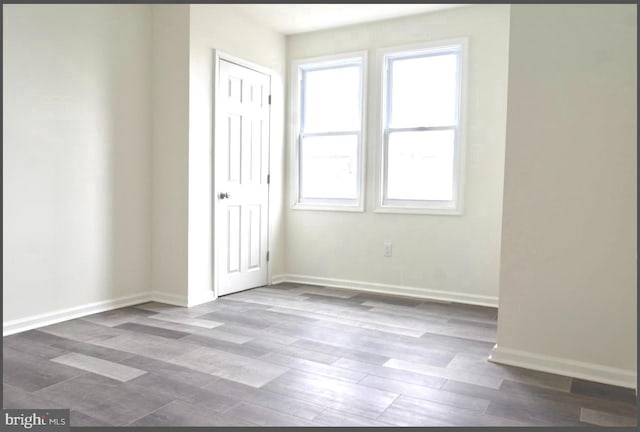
[224,402,318,426]
[125,372,240,408]
[2,383,66,410]
[114,322,191,339]
[291,338,391,365]
[199,375,327,421]
[91,331,200,361]
[580,407,637,427]
[81,306,157,327]
[168,346,289,387]
[360,375,490,413]
[384,358,504,389]
[37,319,125,343]
[571,378,637,405]
[3,333,68,360]
[3,347,86,392]
[448,352,574,391]
[181,333,268,358]
[379,394,534,426]
[332,357,447,389]
[50,352,147,382]
[262,369,399,419]
[117,355,220,388]
[128,400,253,427]
[260,352,367,383]
[147,314,224,329]
[244,337,340,365]
[312,408,392,426]
[36,373,175,426]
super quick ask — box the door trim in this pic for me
[212,50,272,299]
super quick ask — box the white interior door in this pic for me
[216,58,270,296]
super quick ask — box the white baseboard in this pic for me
[490,344,637,389]
[270,274,498,307]
[187,289,216,307]
[269,274,289,285]
[3,292,153,336]
[149,291,188,307]
[2,289,219,336]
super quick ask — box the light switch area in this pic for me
[383,242,392,257]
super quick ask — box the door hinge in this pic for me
[268,94,271,105]
[267,174,270,185]
[266,251,270,262]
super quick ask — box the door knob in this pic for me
[219,192,230,199]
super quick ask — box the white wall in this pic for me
[3,5,152,322]
[282,5,511,305]
[188,5,287,303]
[493,4,637,388]
[150,4,191,303]
[3,3,284,327]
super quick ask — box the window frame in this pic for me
[290,51,367,212]
[375,38,468,215]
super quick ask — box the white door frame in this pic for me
[212,50,272,299]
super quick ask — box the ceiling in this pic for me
[225,4,468,35]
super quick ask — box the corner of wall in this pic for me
[150,3,191,303]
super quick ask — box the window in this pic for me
[291,52,366,211]
[378,39,467,214]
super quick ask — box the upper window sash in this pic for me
[299,58,363,133]
[384,46,462,130]
[291,51,367,212]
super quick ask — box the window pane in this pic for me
[303,65,360,133]
[300,134,358,200]
[386,130,455,201]
[389,52,458,128]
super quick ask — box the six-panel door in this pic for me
[216,59,270,296]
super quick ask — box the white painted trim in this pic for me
[187,289,216,307]
[212,50,274,298]
[269,274,497,307]
[289,50,368,212]
[213,50,273,77]
[2,290,208,336]
[489,345,637,390]
[374,37,469,215]
[291,203,365,213]
[3,292,152,336]
[149,291,188,307]
[270,274,289,285]
[373,206,463,216]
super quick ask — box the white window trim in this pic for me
[290,50,368,212]
[374,38,468,216]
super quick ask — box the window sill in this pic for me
[373,205,463,216]
[291,202,365,213]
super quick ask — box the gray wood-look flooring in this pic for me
[3,283,637,427]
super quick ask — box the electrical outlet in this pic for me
[383,242,392,257]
